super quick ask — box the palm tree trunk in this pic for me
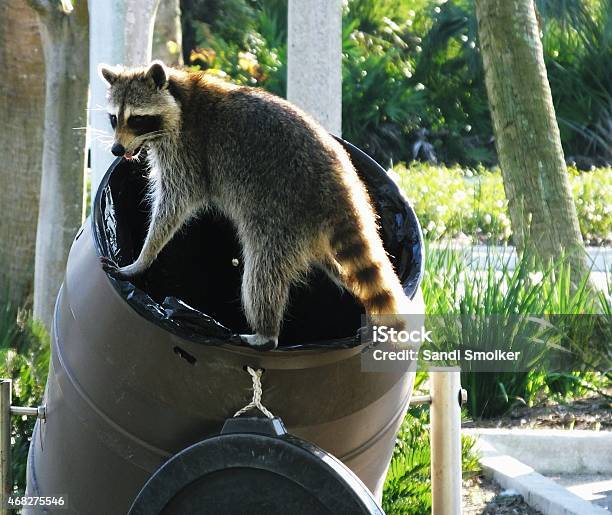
[0,1,45,307]
[30,0,89,328]
[474,0,590,280]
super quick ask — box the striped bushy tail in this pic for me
[329,218,410,327]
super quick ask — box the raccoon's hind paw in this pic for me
[240,334,278,352]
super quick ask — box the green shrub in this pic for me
[571,167,612,245]
[396,163,611,245]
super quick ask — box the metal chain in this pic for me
[233,366,274,419]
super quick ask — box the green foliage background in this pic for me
[0,300,49,493]
[180,0,611,168]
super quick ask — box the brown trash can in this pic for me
[25,138,424,514]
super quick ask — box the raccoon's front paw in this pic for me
[100,256,122,277]
[240,334,278,351]
[100,257,145,280]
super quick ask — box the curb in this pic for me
[465,429,612,474]
[465,430,609,515]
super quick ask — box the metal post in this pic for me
[430,370,462,515]
[0,379,12,515]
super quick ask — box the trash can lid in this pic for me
[128,417,384,515]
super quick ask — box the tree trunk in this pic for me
[31,0,89,328]
[474,0,589,279]
[0,1,45,307]
[153,0,183,65]
[287,0,342,135]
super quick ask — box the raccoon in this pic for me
[99,61,410,350]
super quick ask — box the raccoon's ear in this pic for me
[145,60,168,89]
[98,64,119,86]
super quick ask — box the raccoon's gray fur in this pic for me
[99,61,409,350]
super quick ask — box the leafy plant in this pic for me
[185,0,287,96]
[0,297,49,493]
[382,406,480,514]
[542,0,612,165]
[421,245,610,418]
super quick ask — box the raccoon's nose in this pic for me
[111,143,125,157]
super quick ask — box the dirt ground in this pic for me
[463,476,542,514]
[463,394,612,430]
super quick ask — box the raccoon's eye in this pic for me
[109,114,117,129]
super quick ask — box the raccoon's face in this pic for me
[99,61,180,160]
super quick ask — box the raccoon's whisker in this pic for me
[88,130,113,139]
[91,136,114,148]
[91,132,113,140]
[91,135,113,142]
[89,127,111,133]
